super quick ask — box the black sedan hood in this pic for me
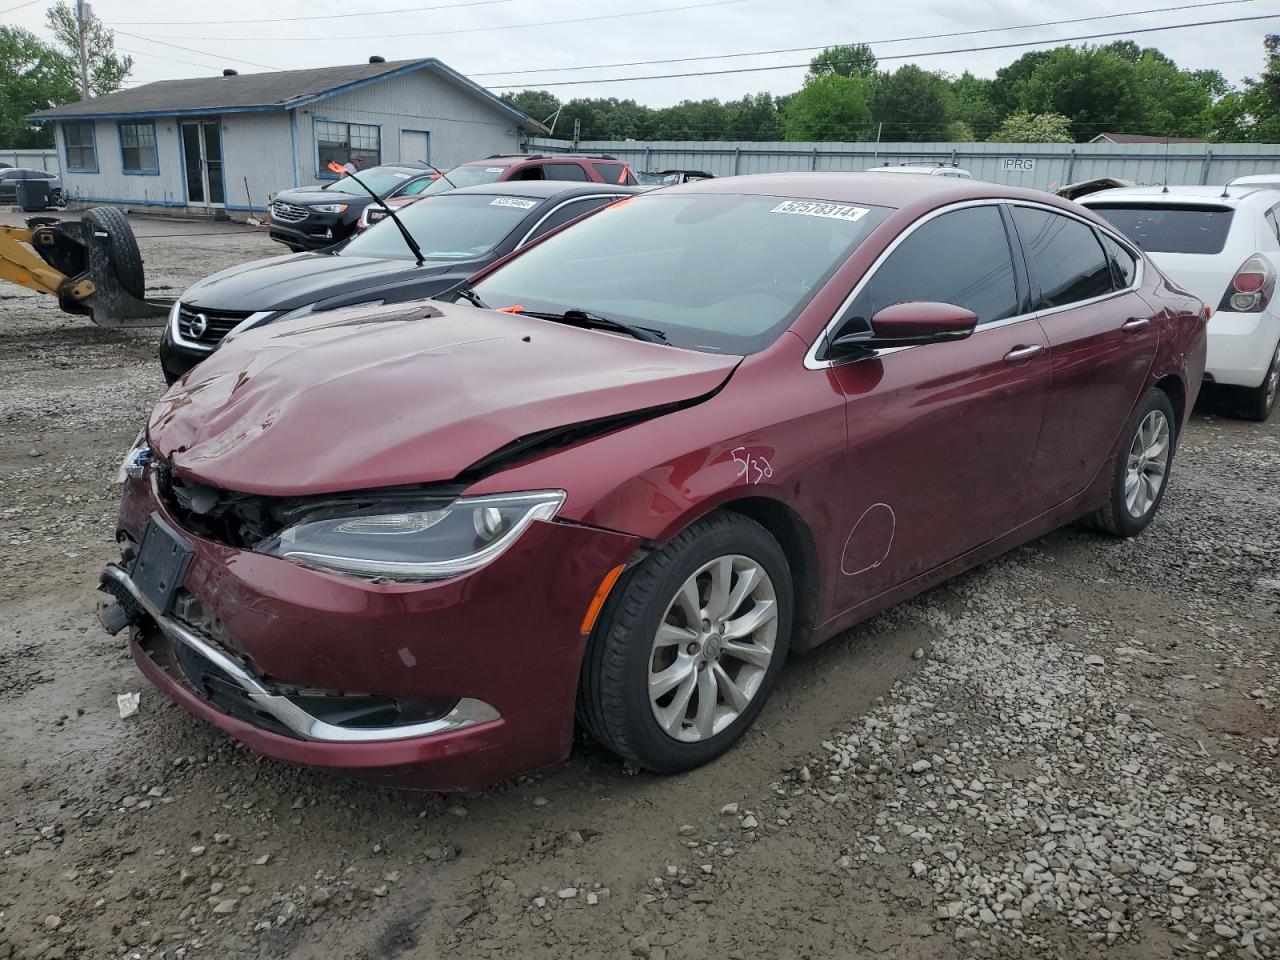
[180,253,468,312]
[272,185,367,205]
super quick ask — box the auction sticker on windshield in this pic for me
[490,198,539,209]
[770,200,870,222]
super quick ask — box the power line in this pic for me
[111,0,522,26]
[469,0,1257,78]
[117,46,236,73]
[113,30,283,72]
[132,0,754,42]
[494,13,1280,87]
[0,0,41,14]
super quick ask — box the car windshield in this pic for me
[325,168,415,197]
[1086,203,1235,255]
[472,193,892,354]
[418,163,510,195]
[339,192,539,261]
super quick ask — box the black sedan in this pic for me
[162,180,644,382]
[266,164,440,251]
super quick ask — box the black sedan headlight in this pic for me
[255,491,565,581]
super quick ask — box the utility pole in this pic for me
[572,117,580,153]
[76,0,91,100]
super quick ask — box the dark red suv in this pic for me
[417,154,637,194]
[100,174,1205,791]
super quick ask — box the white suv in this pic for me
[1081,184,1280,421]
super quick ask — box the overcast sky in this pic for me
[5,0,1276,108]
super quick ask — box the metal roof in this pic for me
[29,58,545,132]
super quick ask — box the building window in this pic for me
[118,121,159,174]
[63,122,97,172]
[316,120,381,173]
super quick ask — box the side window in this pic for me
[510,165,546,181]
[1267,207,1280,244]
[522,197,616,244]
[593,161,631,184]
[544,163,589,182]
[1101,234,1137,289]
[1012,207,1114,308]
[838,205,1018,337]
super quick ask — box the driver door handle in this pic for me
[1121,317,1151,332]
[1004,344,1044,362]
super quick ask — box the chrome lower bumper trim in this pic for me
[101,564,500,743]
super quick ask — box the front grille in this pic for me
[176,304,252,346]
[270,200,308,223]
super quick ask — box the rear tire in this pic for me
[83,206,145,300]
[1085,387,1177,538]
[1234,340,1280,422]
[578,512,793,774]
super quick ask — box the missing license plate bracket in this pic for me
[133,513,194,616]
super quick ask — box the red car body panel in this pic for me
[110,174,1206,789]
[118,472,641,791]
[147,303,739,496]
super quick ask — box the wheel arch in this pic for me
[1153,371,1188,436]
[700,495,821,654]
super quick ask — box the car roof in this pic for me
[669,172,1076,215]
[440,181,646,200]
[1079,184,1280,208]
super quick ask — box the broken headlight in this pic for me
[115,429,150,483]
[254,490,565,581]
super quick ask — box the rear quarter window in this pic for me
[1085,203,1235,255]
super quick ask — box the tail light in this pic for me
[1219,255,1276,313]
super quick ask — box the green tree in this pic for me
[1019,46,1145,140]
[502,89,561,128]
[782,74,872,141]
[988,49,1054,117]
[944,120,976,142]
[45,1,132,98]
[989,111,1074,143]
[869,65,950,141]
[947,71,1000,138]
[806,44,877,82]
[0,26,74,147]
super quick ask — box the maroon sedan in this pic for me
[99,174,1205,789]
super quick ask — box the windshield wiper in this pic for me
[523,308,668,345]
[324,161,425,265]
[453,285,490,309]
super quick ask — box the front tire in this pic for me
[1235,339,1280,422]
[1086,387,1177,537]
[578,512,793,774]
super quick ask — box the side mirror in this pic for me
[830,301,978,354]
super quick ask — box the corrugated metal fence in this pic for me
[0,148,59,173]
[527,138,1280,190]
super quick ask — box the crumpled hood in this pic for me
[181,253,457,313]
[149,301,741,496]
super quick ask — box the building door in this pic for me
[181,120,226,207]
[401,130,430,166]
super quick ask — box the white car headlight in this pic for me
[254,491,565,581]
[311,203,349,214]
[115,429,150,483]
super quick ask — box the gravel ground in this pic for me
[0,214,1277,960]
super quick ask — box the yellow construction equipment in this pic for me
[0,206,170,328]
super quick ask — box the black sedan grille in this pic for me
[270,200,309,223]
[176,305,252,346]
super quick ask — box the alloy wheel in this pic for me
[647,555,778,742]
[1124,409,1171,518]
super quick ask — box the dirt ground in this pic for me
[0,213,1277,960]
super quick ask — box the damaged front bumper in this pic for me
[98,470,642,789]
[100,563,501,743]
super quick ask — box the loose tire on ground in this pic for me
[1085,387,1178,538]
[578,511,793,774]
[83,206,145,301]
[1234,340,1280,423]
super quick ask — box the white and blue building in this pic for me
[29,57,545,218]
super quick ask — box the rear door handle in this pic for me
[1121,317,1151,332]
[1004,344,1044,362]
